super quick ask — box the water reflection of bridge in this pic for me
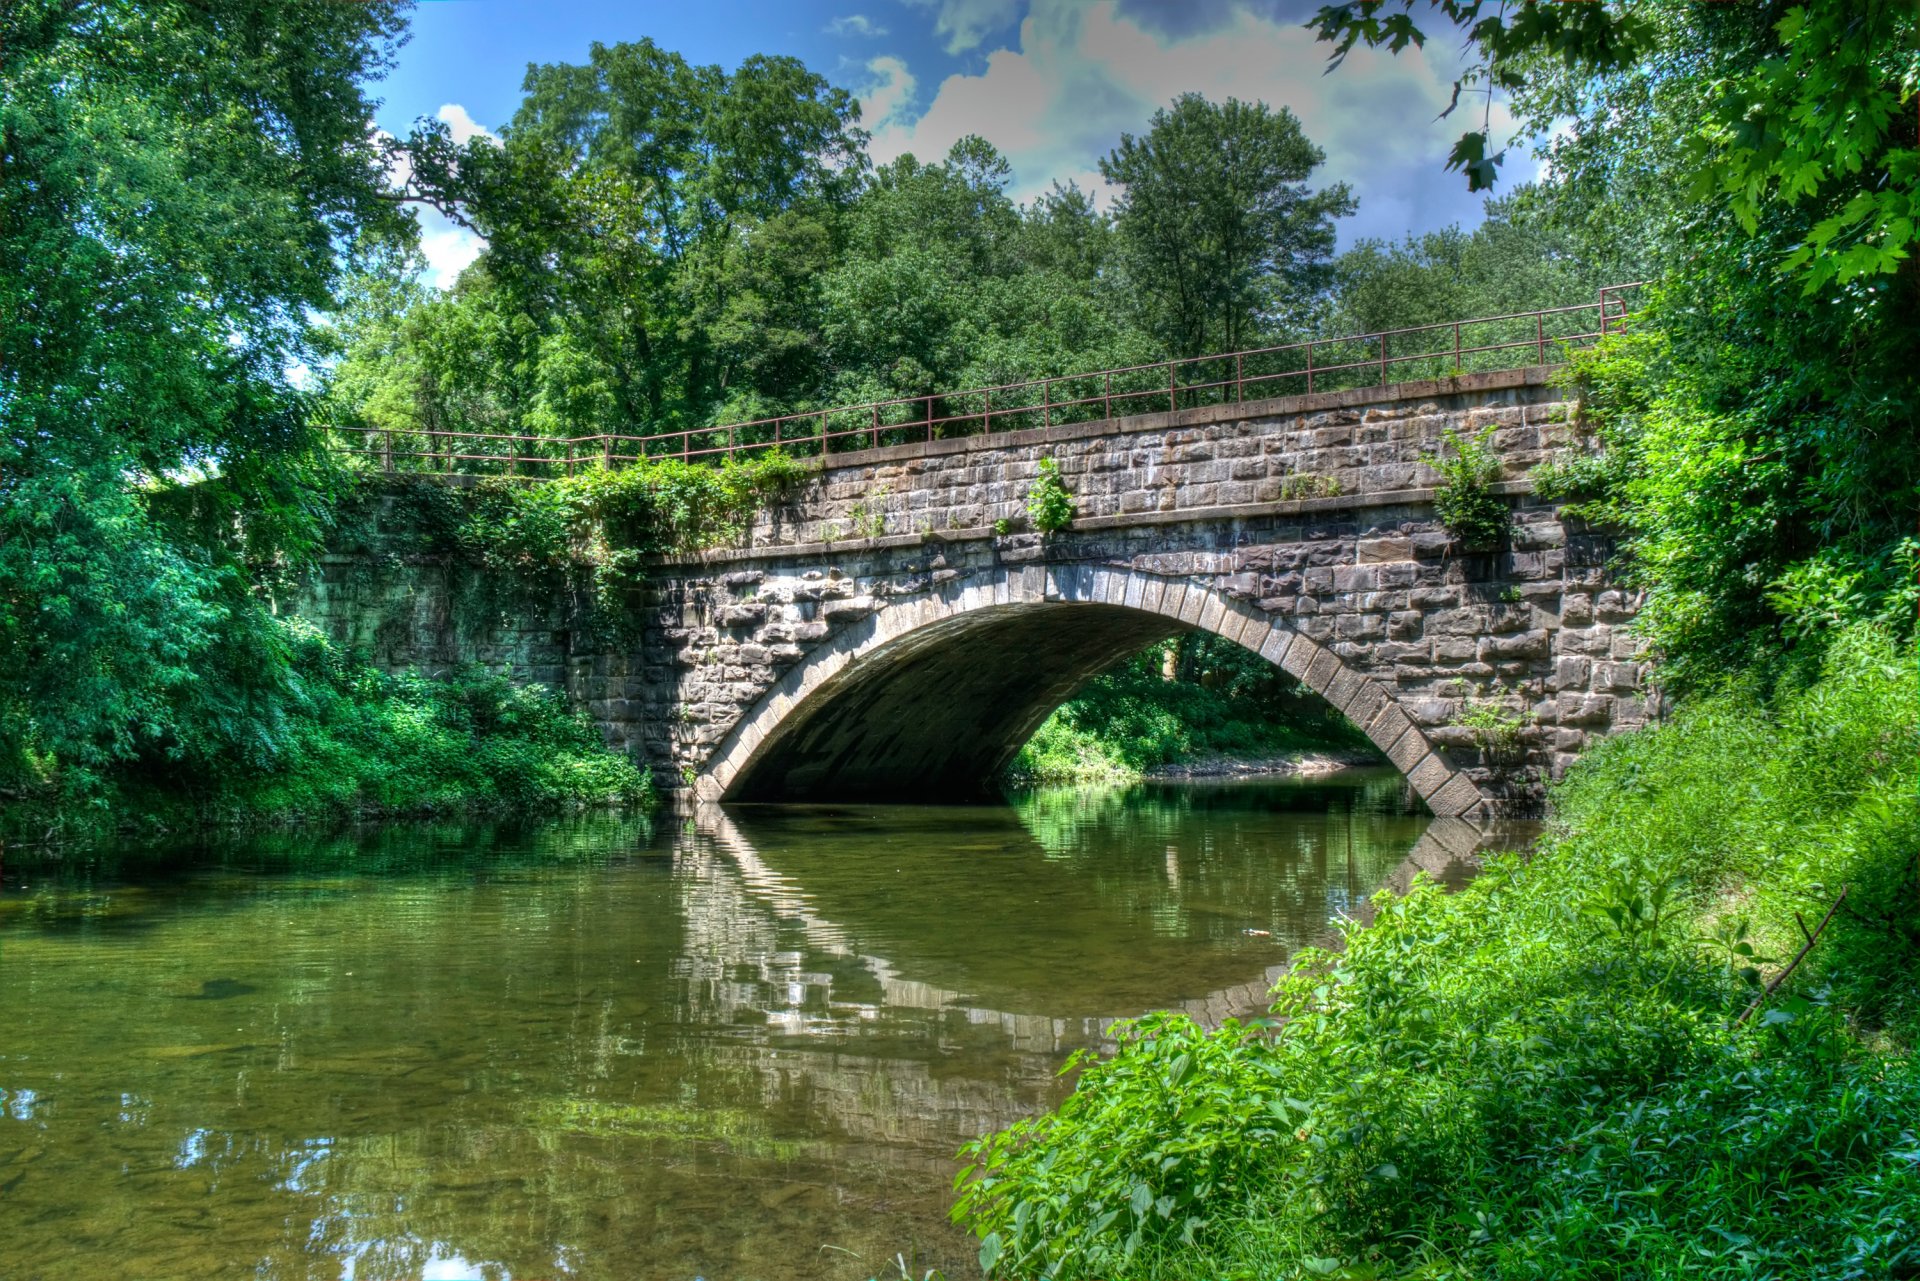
[673,799,1489,1157]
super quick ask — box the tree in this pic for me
[399,39,868,435]
[1,0,407,792]
[1324,193,1625,336]
[1314,0,1920,685]
[1101,94,1355,357]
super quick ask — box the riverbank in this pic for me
[1140,749,1384,781]
[958,623,1920,1280]
[1009,636,1376,785]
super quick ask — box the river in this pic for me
[0,769,1476,1281]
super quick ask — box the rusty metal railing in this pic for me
[334,284,1639,480]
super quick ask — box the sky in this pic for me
[381,0,1529,287]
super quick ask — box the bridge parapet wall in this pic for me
[748,367,1577,549]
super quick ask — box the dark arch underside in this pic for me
[725,603,1181,802]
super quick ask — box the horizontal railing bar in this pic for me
[330,286,1641,475]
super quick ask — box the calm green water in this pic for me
[0,771,1452,1281]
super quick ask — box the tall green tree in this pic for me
[401,39,868,434]
[0,0,408,791]
[1325,194,1624,336]
[1101,94,1355,357]
[1315,0,1920,684]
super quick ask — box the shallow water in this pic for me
[0,770,1457,1281]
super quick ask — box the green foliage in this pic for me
[1566,318,1918,688]
[1314,2,1920,680]
[1421,427,1509,550]
[3,620,654,843]
[1527,448,1621,507]
[1452,699,1527,761]
[960,625,1920,1280]
[219,621,654,825]
[0,0,405,805]
[1011,636,1371,782]
[1324,195,1619,337]
[1102,94,1355,356]
[1278,473,1343,501]
[1025,458,1076,535]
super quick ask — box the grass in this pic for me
[956,623,1920,1280]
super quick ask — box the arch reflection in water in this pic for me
[0,773,1480,1281]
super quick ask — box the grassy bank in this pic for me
[2,619,654,847]
[958,624,1920,1279]
[1010,635,1377,783]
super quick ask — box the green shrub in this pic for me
[1026,457,1077,533]
[2,619,655,842]
[958,624,1920,1280]
[1422,426,1509,550]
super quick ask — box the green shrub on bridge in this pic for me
[1026,457,1077,534]
[1422,426,1509,551]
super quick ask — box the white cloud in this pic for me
[418,217,485,289]
[410,104,495,289]
[858,55,920,132]
[903,0,1022,54]
[825,14,889,37]
[865,0,1533,245]
[435,102,497,146]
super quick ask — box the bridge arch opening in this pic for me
[700,568,1490,818]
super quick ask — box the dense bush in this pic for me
[1010,635,1373,782]
[958,624,1920,1279]
[2,620,653,844]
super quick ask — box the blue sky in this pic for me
[382,0,1528,286]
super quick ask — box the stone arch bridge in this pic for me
[308,367,1650,819]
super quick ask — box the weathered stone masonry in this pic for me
[297,366,1651,819]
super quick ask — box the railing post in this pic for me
[1042,377,1051,430]
[1379,333,1388,387]
[871,403,879,450]
[381,429,393,474]
[1306,343,1314,395]
[925,395,933,444]
[984,387,992,436]
[727,422,735,462]
[1168,361,1176,414]
[1104,371,1112,421]
[1536,312,1545,365]
[508,436,517,478]
[1236,353,1244,405]
[1453,321,1462,373]
[602,433,612,470]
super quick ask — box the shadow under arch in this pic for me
[698,564,1490,817]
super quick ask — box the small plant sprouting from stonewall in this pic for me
[1454,698,1528,760]
[1026,457,1076,534]
[1278,472,1343,500]
[848,484,891,540]
[1422,426,1509,550]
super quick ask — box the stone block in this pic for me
[1356,536,1413,563]
[1304,646,1341,695]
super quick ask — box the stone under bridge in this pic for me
[306,366,1651,819]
